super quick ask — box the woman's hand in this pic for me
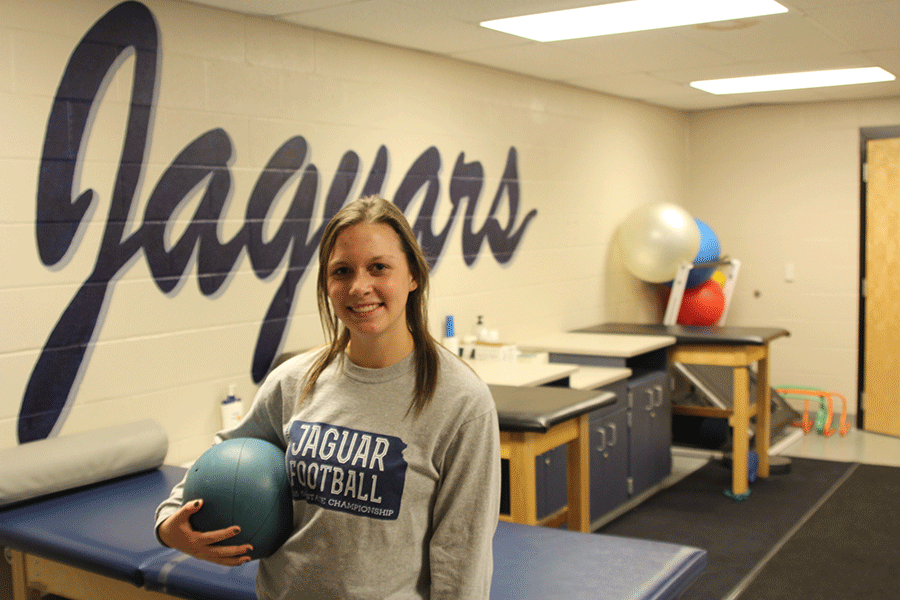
[158,499,253,566]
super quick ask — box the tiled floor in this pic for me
[779,423,900,467]
[671,420,900,481]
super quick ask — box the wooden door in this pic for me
[864,137,900,437]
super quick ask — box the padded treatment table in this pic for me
[575,323,789,347]
[0,465,706,600]
[575,322,790,498]
[491,522,706,600]
[491,384,616,532]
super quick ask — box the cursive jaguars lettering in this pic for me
[19,0,537,443]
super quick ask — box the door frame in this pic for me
[858,125,900,429]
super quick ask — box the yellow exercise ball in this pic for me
[711,269,727,288]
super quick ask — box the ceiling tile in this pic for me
[192,0,355,16]
[552,29,735,76]
[672,11,855,62]
[803,0,900,51]
[280,0,515,54]
[865,48,900,75]
[394,0,616,22]
[452,41,604,82]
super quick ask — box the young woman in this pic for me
[156,196,501,600]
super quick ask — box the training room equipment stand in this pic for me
[663,258,740,326]
[574,323,789,500]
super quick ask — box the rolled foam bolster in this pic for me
[0,419,168,508]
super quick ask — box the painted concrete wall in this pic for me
[687,98,900,402]
[1,0,686,463]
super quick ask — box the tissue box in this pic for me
[516,351,549,364]
[474,342,517,363]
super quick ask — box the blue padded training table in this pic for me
[0,465,706,600]
[491,385,616,532]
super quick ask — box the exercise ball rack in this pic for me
[663,257,741,327]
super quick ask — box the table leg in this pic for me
[566,414,591,532]
[730,366,751,497]
[8,550,42,600]
[506,433,538,525]
[755,352,771,478]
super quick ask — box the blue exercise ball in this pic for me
[665,218,721,288]
[686,219,720,288]
[183,438,292,560]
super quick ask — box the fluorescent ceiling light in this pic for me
[691,67,896,94]
[480,0,788,42]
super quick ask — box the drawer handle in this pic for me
[595,428,607,453]
[608,423,617,446]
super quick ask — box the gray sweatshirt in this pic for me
[156,346,501,600]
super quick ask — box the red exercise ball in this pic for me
[677,280,725,326]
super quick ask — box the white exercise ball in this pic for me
[617,203,701,283]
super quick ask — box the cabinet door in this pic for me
[537,445,568,519]
[499,445,568,520]
[652,375,673,484]
[590,407,629,521]
[629,371,672,497]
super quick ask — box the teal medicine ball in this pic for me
[183,438,292,560]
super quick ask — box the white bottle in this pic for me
[473,315,489,342]
[220,384,244,429]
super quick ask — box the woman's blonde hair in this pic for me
[300,195,439,415]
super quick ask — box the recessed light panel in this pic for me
[480,0,788,42]
[691,67,896,94]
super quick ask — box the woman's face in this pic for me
[326,222,418,358]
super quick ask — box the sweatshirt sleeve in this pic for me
[428,402,501,599]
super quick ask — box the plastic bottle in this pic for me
[442,315,460,356]
[220,384,244,429]
[473,315,488,342]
